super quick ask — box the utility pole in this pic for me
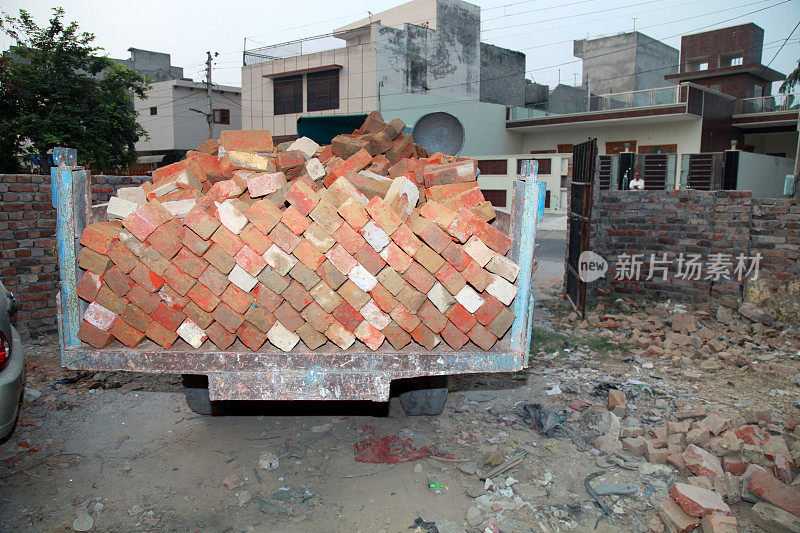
[205,51,218,140]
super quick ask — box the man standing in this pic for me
[629,171,645,190]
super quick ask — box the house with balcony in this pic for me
[504,23,797,196]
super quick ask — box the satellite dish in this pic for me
[411,112,464,156]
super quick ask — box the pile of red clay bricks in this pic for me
[75,112,520,353]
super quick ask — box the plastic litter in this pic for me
[355,426,434,464]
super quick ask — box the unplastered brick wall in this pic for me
[0,173,146,337]
[587,189,800,308]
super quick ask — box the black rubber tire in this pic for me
[182,374,226,415]
[398,376,449,416]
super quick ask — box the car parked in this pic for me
[0,280,23,442]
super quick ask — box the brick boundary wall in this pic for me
[0,173,146,337]
[584,189,800,317]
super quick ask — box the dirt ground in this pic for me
[1,253,799,532]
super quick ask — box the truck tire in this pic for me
[181,374,225,415]
[398,376,449,416]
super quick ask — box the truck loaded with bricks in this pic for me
[52,112,542,415]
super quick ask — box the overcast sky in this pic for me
[2,0,798,92]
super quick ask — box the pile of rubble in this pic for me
[74,112,521,353]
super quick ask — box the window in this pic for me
[699,62,709,71]
[639,144,677,154]
[274,75,303,115]
[482,189,507,207]
[149,106,157,116]
[721,52,743,67]
[306,70,340,112]
[731,56,743,66]
[605,141,636,154]
[557,144,574,154]
[516,158,551,175]
[213,109,230,125]
[477,160,508,175]
[753,84,765,98]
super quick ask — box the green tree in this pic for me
[0,8,149,173]
[779,59,799,94]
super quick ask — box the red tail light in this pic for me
[0,331,9,372]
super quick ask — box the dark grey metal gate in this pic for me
[565,139,598,317]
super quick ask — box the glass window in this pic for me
[149,106,157,116]
[306,70,339,112]
[213,109,230,125]
[274,75,303,115]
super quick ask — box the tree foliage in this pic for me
[0,8,149,173]
[779,59,799,94]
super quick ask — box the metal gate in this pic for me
[565,138,598,317]
[681,153,724,190]
[637,154,669,189]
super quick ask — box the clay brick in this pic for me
[152,303,187,331]
[473,221,512,255]
[247,171,287,198]
[297,322,327,349]
[326,244,357,275]
[440,242,469,271]
[237,321,268,350]
[107,319,144,347]
[126,285,160,314]
[657,497,701,533]
[354,320,385,350]
[396,285,425,312]
[338,198,370,230]
[309,200,344,235]
[435,264,466,295]
[317,260,347,289]
[325,321,356,350]
[475,295,504,325]
[159,284,190,309]
[244,306,276,334]
[414,243,446,274]
[210,224,245,257]
[304,222,336,253]
[411,323,440,350]
[382,322,412,350]
[212,303,245,333]
[426,182,475,202]
[440,320,469,349]
[402,262,435,293]
[162,264,195,296]
[280,280,311,311]
[489,307,515,337]
[360,221,390,251]
[369,283,399,313]
[422,160,477,187]
[268,222,301,253]
[301,302,335,332]
[327,175,369,206]
[78,246,112,275]
[202,244,235,274]
[209,176,246,202]
[442,186,484,212]
[93,287,127,317]
[139,246,171,276]
[487,254,520,282]
[288,239,323,271]
[289,262,321,290]
[186,282,221,313]
[366,196,401,235]
[376,266,405,295]
[219,129,273,152]
[328,149,373,184]
[184,208,221,240]
[390,224,423,256]
[252,268,286,298]
[183,301,213,329]
[78,320,114,348]
[389,303,421,333]
[462,260,492,292]
[173,247,208,279]
[747,468,800,516]
[309,281,343,313]
[468,323,497,350]
[669,482,730,518]
[104,266,134,297]
[120,302,151,332]
[233,245,267,277]
[380,242,412,273]
[206,321,236,349]
[198,264,230,296]
[262,244,297,276]
[80,222,121,254]
[145,320,178,348]
[355,244,386,276]
[420,200,456,229]
[216,198,249,235]
[274,301,304,332]
[245,199,282,234]
[146,220,183,259]
[446,208,477,243]
[486,274,517,306]
[107,241,138,273]
[360,300,391,330]
[77,271,103,302]
[332,301,363,331]
[444,303,477,333]
[417,300,448,333]
[338,279,371,309]
[332,222,367,254]
[122,203,172,241]
[281,205,311,235]
[252,284,282,313]
[284,181,320,216]
[220,283,255,314]
[240,223,273,255]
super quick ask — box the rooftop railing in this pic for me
[735,93,800,114]
[243,26,370,66]
[510,86,682,119]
